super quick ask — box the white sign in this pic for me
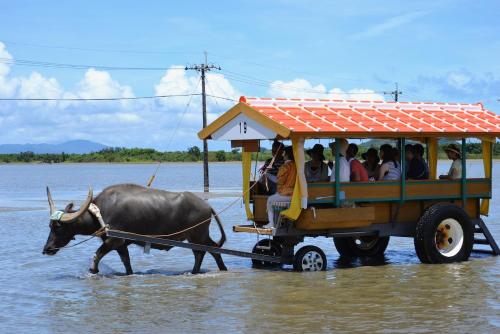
[211,113,276,140]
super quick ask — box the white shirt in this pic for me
[330,156,350,182]
[449,159,462,179]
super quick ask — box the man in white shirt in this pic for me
[329,139,350,182]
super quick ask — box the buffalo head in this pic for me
[42,187,93,255]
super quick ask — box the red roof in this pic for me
[240,96,500,136]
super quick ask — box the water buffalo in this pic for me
[43,184,227,275]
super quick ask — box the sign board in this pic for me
[211,113,276,140]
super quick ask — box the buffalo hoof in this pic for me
[125,270,133,275]
[220,266,228,271]
[89,268,99,274]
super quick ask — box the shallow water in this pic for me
[0,162,498,333]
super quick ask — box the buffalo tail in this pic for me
[210,207,226,247]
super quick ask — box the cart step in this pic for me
[472,249,496,255]
[471,219,500,255]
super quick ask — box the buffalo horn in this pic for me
[46,186,56,215]
[59,187,93,222]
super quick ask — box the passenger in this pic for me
[264,146,296,228]
[407,143,429,180]
[258,140,284,194]
[439,143,462,179]
[304,143,329,182]
[362,147,380,179]
[377,144,401,181]
[346,144,368,182]
[328,139,350,182]
[404,144,414,175]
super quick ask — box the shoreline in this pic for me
[2,159,500,165]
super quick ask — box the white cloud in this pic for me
[350,11,426,40]
[0,43,242,150]
[76,68,134,99]
[269,78,327,98]
[0,42,18,97]
[268,78,384,100]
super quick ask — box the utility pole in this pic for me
[185,52,221,193]
[384,82,403,102]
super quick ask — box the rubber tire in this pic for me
[293,245,327,272]
[251,239,282,269]
[333,236,390,257]
[414,203,474,264]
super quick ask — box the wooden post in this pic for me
[400,138,406,204]
[335,138,340,207]
[461,138,467,207]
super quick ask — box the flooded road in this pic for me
[0,162,498,333]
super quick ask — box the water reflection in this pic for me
[334,255,391,268]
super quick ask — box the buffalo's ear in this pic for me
[64,202,75,212]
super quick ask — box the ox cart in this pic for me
[109,96,500,271]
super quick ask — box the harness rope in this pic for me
[53,142,282,250]
[49,226,107,251]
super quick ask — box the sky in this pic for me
[0,0,499,150]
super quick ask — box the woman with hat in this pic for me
[439,143,462,179]
[304,143,329,182]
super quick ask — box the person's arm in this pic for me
[351,170,360,182]
[276,163,289,186]
[321,163,329,181]
[378,164,389,180]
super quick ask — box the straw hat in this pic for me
[306,143,325,160]
[444,143,461,157]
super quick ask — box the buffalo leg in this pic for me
[116,245,133,275]
[209,252,227,271]
[89,238,122,274]
[206,238,227,271]
[191,250,206,274]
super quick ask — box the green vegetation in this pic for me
[1,142,499,164]
[0,146,271,163]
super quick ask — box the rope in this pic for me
[112,180,261,238]
[113,144,282,238]
[57,141,281,249]
[49,227,106,251]
[146,78,202,188]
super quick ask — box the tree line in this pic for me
[0,143,499,164]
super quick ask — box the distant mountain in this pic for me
[0,140,108,154]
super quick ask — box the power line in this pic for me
[1,39,200,55]
[0,93,201,101]
[0,57,185,71]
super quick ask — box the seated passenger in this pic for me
[377,144,401,181]
[407,143,429,180]
[362,147,380,179]
[258,140,284,194]
[346,143,368,182]
[439,143,462,179]
[328,139,350,182]
[304,143,329,182]
[264,146,296,228]
[404,144,414,175]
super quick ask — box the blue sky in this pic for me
[0,0,499,150]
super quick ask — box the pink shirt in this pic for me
[350,159,369,182]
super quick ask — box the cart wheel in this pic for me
[414,203,473,264]
[251,239,282,268]
[293,246,327,272]
[333,236,389,257]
